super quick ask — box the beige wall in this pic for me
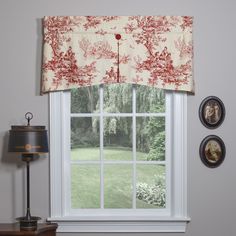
[0,0,236,235]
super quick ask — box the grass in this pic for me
[71,147,165,209]
[71,146,148,161]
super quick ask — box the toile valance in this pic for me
[41,16,194,93]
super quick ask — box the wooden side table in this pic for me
[0,223,57,236]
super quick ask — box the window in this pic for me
[48,85,189,233]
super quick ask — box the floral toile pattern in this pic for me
[41,16,194,93]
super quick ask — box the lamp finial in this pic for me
[25,112,33,126]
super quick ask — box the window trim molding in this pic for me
[48,91,190,233]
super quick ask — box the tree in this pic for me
[71,87,99,148]
[103,84,132,147]
[136,86,165,160]
[71,84,166,161]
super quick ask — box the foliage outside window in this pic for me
[70,84,166,210]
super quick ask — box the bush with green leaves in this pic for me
[136,174,166,207]
[71,128,99,148]
[147,131,165,161]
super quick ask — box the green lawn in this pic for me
[71,146,149,161]
[71,147,165,209]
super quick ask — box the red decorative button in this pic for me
[115,34,121,40]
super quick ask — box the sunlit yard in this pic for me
[70,85,166,209]
[71,147,165,209]
[71,146,150,161]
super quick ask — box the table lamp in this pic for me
[8,112,48,231]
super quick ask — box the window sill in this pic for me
[47,217,190,233]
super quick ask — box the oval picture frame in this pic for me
[199,96,225,129]
[199,135,226,168]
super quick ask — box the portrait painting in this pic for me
[199,96,225,129]
[199,135,226,168]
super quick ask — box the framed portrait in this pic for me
[199,135,226,168]
[199,96,225,129]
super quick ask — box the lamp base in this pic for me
[16,216,41,231]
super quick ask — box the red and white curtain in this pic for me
[41,16,194,93]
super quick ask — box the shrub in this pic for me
[136,174,166,207]
[147,131,165,161]
[71,129,99,148]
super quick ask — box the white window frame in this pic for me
[48,90,190,233]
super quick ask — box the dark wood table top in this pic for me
[0,223,57,235]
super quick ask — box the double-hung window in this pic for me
[48,84,189,233]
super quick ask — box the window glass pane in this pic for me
[104,164,132,208]
[136,85,165,113]
[71,86,99,113]
[136,164,166,209]
[104,117,132,161]
[103,84,132,113]
[136,117,165,161]
[71,164,100,209]
[71,117,100,161]
[69,85,168,212]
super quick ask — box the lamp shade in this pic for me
[8,125,48,154]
